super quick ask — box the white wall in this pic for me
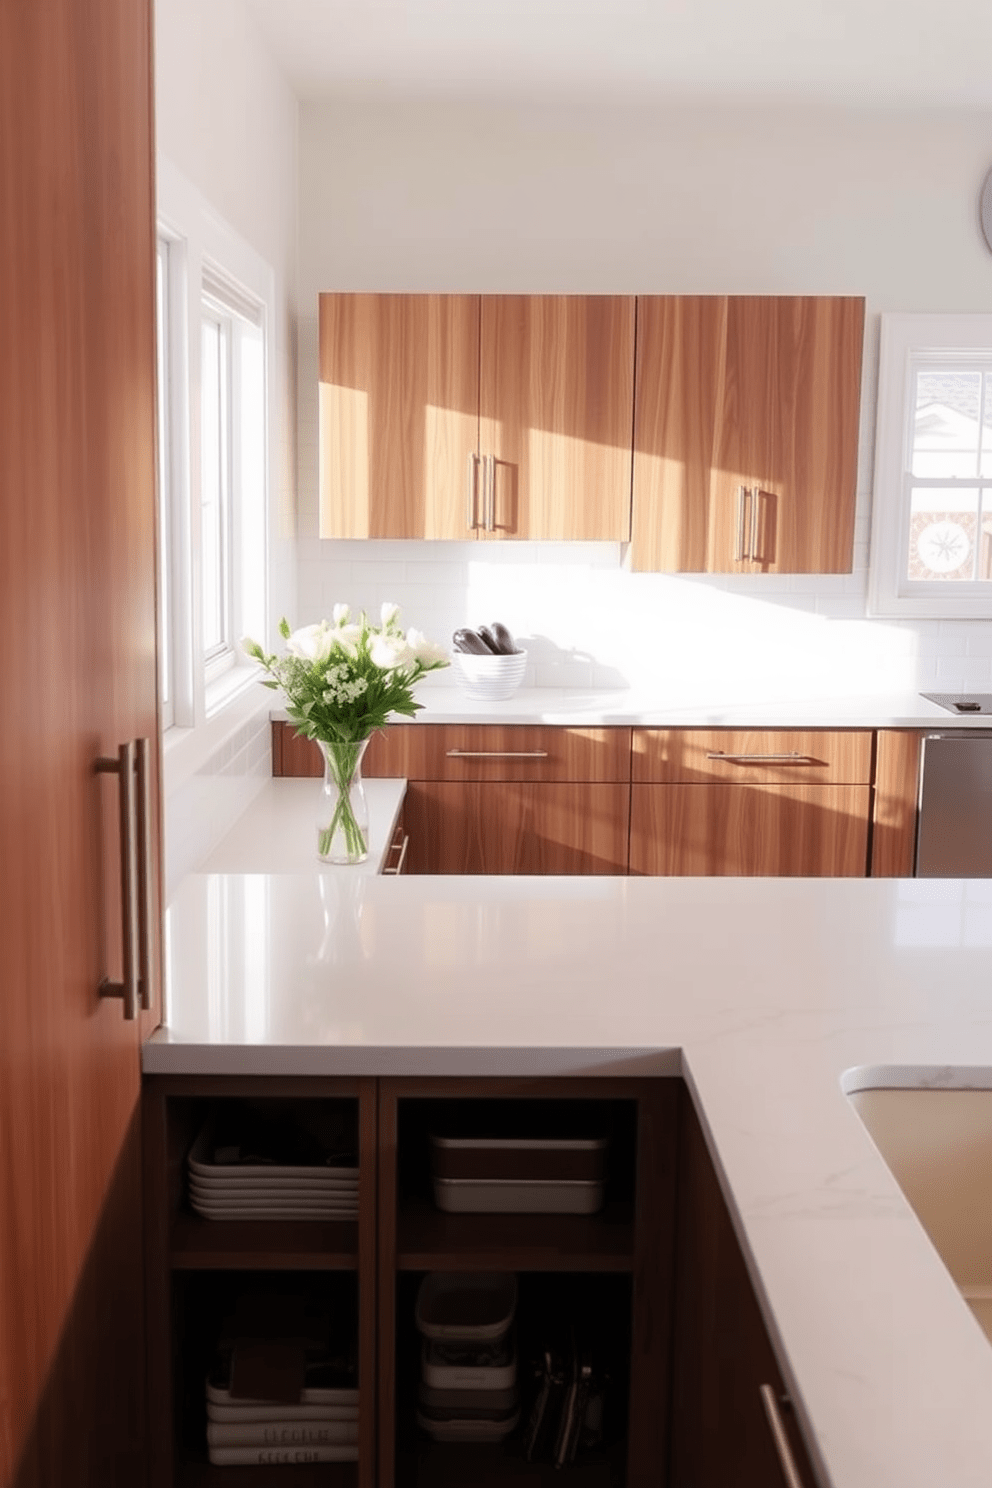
[155,0,299,890]
[295,99,992,700]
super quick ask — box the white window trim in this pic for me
[869,312,992,618]
[155,157,274,750]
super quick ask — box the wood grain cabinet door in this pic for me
[0,2,160,1484]
[318,292,481,539]
[670,1089,820,1488]
[480,295,636,541]
[404,782,631,874]
[631,295,864,573]
[630,782,871,877]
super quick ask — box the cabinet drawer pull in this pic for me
[735,484,750,561]
[704,751,812,764]
[95,742,139,1021]
[135,737,154,1012]
[759,1385,807,1488]
[484,453,496,531]
[466,452,481,530]
[750,484,761,562]
[383,833,409,875]
[445,749,550,759]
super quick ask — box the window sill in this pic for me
[163,668,270,798]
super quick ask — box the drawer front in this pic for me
[405,782,630,873]
[368,725,632,782]
[273,722,631,782]
[632,729,873,785]
[629,783,871,876]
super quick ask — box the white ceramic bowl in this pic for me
[452,648,527,701]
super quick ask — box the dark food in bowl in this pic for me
[452,622,519,656]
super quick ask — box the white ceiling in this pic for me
[245,0,992,108]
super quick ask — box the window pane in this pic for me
[201,314,229,657]
[982,491,992,580]
[908,487,978,580]
[237,321,267,644]
[912,371,983,477]
[156,244,171,713]
[983,373,992,479]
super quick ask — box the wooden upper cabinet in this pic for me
[479,295,635,541]
[318,293,636,541]
[319,293,481,539]
[631,295,865,573]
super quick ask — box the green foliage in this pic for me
[244,606,449,745]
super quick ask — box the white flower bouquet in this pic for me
[245,605,448,862]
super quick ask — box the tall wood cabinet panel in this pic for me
[319,293,481,539]
[631,295,865,573]
[479,294,635,541]
[0,2,161,1484]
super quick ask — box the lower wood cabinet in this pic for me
[669,1086,819,1488]
[630,729,873,878]
[144,1074,821,1488]
[271,720,924,880]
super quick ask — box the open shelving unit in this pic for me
[377,1078,678,1488]
[143,1075,377,1488]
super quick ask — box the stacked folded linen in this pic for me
[206,1358,359,1467]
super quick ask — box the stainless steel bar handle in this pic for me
[759,1385,806,1488]
[135,737,154,1012]
[446,749,549,759]
[750,484,761,563]
[705,751,809,763]
[735,485,750,561]
[383,834,410,875]
[484,453,496,532]
[95,742,139,1021]
[466,452,481,529]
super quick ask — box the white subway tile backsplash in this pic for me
[278,536,992,701]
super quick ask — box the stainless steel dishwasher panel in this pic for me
[916,732,992,877]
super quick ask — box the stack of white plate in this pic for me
[188,1121,359,1221]
[206,1365,359,1467]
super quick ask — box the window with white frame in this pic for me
[155,158,271,736]
[869,313,992,617]
[199,268,266,686]
[155,236,175,727]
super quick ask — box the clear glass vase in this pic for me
[316,738,370,864]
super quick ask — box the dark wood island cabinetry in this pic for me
[144,1075,819,1488]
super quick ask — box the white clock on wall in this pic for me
[983,167,992,255]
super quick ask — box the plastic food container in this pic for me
[415,1406,520,1443]
[430,1134,608,1214]
[421,1338,517,1392]
[415,1272,517,1343]
[418,1380,519,1415]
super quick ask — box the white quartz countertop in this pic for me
[199,778,406,875]
[274,686,992,729]
[149,855,992,1488]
